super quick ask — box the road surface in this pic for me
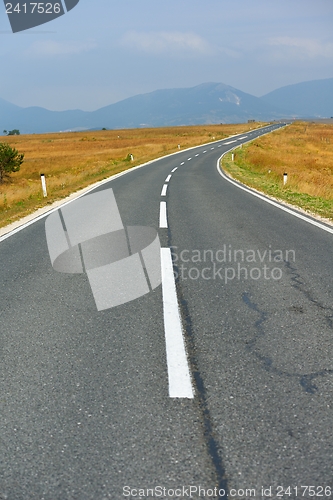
[1,123,332,499]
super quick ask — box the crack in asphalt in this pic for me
[242,263,333,393]
[285,260,333,330]
[168,227,229,500]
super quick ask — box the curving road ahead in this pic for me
[1,123,333,499]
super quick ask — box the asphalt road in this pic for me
[1,123,332,500]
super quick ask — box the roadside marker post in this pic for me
[283,172,288,185]
[40,174,47,197]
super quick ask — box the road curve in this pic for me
[1,123,332,499]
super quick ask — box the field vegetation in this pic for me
[0,123,264,228]
[222,121,333,222]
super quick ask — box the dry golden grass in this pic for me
[0,123,264,228]
[223,122,333,221]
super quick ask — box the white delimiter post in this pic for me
[283,172,288,185]
[231,153,234,161]
[40,173,47,197]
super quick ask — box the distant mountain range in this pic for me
[1,78,333,134]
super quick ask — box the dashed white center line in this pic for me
[211,147,214,150]
[218,145,221,147]
[195,154,199,157]
[160,247,194,399]
[180,162,185,165]
[165,174,172,182]
[224,140,237,145]
[187,157,192,161]
[161,184,168,197]
[203,150,207,153]
[159,202,168,228]
[237,136,248,140]
[171,167,178,172]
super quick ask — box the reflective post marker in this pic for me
[41,174,47,197]
[283,172,288,185]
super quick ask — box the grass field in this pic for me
[222,121,333,222]
[0,123,264,228]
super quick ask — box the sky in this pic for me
[0,0,333,111]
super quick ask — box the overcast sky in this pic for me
[0,0,333,111]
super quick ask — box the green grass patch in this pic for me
[222,147,333,222]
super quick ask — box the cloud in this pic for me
[26,40,97,57]
[120,31,212,56]
[268,37,333,60]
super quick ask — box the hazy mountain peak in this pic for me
[261,77,333,117]
[1,78,332,134]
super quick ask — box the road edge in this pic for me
[217,152,333,234]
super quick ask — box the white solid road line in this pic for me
[160,248,194,399]
[165,174,172,182]
[217,157,333,235]
[171,167,178,172]
[159,202,168,228]
[161,184,168,197]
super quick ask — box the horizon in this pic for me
[1,76,333,113]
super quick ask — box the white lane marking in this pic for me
[211,147,215,150]
[159,202,168,228]
[237,136,248,140]
[217,156,333,235]
[165,174,172,182]
[180,162,185,165]
[171,167,178,173]
[218,145,221,147]
[195,154,199,157]
[187,157,192,161]
[224,140,237,145]
[160,248,194,399]
[161,184,168,196]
